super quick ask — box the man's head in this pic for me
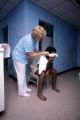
[45,47,56,53]
[45,47,56,60]
[32,25,46,42]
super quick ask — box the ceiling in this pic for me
[0,0,22,22]
[30,0,80,28]
[0,0,80,28]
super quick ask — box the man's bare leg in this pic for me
[51,69,60,93]
[37,72,47,101]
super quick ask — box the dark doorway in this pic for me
[39,20,53,51]
[3,26,8,70]
[3,26,8,43]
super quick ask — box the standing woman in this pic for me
[12,25,49,97]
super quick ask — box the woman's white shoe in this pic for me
[27,88,32,92]
[20,93,30,97]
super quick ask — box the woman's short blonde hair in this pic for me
[32,25,46,39]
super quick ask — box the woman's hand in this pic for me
[28,51,49,58]
[42,51,49,56]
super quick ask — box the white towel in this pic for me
[49,53,59,57]
[38,56,48,74]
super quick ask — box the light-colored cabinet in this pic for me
[0,43,10,112]
[0,47,5,112]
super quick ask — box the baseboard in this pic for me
[57,67,79,75]
[9,75,17,81]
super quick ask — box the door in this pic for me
[39,20,53,51]
[3,26,8,70]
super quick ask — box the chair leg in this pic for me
[46,80,48,87]
[37,78,39,92]
[28,76,30,82]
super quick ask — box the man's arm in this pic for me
[47,57,55,64]
[46,57,55,70]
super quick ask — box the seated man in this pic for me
[30,46,60,101]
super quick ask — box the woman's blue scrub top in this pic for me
[12,34,38,64]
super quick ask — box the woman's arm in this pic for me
[28,51,49,58]
[34,48,38,53]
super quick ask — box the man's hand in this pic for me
[48,57,55,62]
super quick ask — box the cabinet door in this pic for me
[0,50,5,112]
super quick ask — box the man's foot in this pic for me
[52,88,60,93]
[37,94,47,101]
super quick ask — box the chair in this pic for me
[28,58,48,90]
[28,58,39,90]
